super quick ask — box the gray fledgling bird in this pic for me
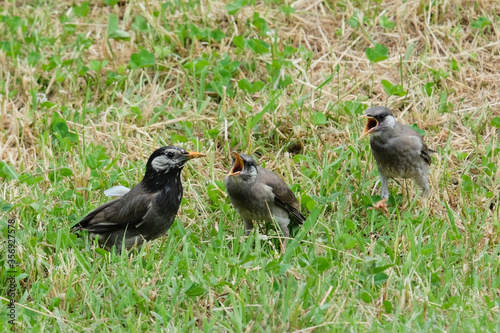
[360,106,434,212]
[225,152,306,240]
[72,146,205,251]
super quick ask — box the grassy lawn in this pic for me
[1,0,499,331]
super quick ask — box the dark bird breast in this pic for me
[138,179,184,240]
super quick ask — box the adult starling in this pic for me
[72,146,205,251]
[360,106,434,212]
[225,152,306,241]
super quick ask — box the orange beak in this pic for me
[185,151,206,160]
[228,152,244,176]
[359,115,378,139]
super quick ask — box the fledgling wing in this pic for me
[420,142,435,165]
[73,186,157,233]
[394,124,434,165]
[405,135,434,166]
[258,167,306,224]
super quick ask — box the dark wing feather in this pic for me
[258,167,306,224]
[73,185,157,233]
[394,123,435,166]
[71,198,121,232]
[420,143,435,165]
[274,196,306,224]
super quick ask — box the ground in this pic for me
[0,0,499,331]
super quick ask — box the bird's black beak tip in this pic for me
[185,151,206,160]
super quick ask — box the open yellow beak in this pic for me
[359,115,378,139]
[228,152,244,176]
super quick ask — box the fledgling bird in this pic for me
[360,106,434,212]
[72,146,205,251]
[225,152,306,242]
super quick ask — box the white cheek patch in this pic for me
[386,116,396,129]
[152,155,171,172]
[373,116,397,138]
[248,166,258,182]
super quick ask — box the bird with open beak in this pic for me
[225,152,306,246]
[72,146,205,252]
[360,106,434,212]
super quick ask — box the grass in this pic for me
[1,0,500,331]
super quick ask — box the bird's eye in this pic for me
[167,152,175,158]
[379,114,386,119]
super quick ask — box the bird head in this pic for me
[147,146,205,175]
[227,152,258,182]
[359,106,396,139]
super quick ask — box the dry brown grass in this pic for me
[0,1,498,238]
[0,0,498,240]
[1,0,500,329]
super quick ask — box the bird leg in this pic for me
[370,198,388,213]
[370,174,389,213]
[379,174,390,200]
[274,216,291,252]
[415,177,430,197]
[243,218,254,236]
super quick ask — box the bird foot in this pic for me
[369,199,388,213]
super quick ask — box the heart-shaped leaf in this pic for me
[107,14,130,41]
[379,15,395,29]
[129,49,155,69]
[238,78,265,94]
[246,38,270,54]
[490,117,500,128]
[312,112,327,125]
[366,43,389,63]
[471,16,491,30]
[381,79,406,96]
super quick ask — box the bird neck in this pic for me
[141,168,183,193]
